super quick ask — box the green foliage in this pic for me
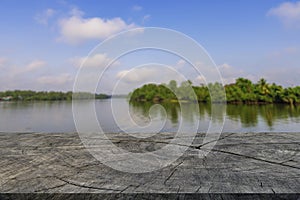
[0,90,110,101]
[130,78,300,105]
[208,82,226,103]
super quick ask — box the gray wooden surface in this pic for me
[0,132,299,193]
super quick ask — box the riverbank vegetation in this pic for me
[0,90,111,101]
[129,78,300,105]
[130,101,300,127]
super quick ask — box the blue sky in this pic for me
[0,0,300,93]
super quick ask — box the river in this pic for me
[1,98,300,133]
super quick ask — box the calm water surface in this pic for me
[1,98,300,133]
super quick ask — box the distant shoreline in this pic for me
[0,90,111,101]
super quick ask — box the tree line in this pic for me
[0,90,111,101]
[129,78,300,105]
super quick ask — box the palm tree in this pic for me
[258,78,270,95]
[269,83,283,103]
[281,88,297,105]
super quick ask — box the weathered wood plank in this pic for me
[0,132,299,193]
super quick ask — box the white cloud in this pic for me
[37,73,73,85]
[267,1,300,27]
[116,70,129,79]
[175,59,186,68]
[116,66,184,84]
[25,60,46,71]
[0,57,7,67]
[71,53,120,68]
[191,61,226,84]
[219,63,242,77]
[193,63,241,85]
[69,7,84,17]
[195,75,207,84]
[114,66,186,94]
[116,68,154,83]
[0,59,73,91]
[10,59,46,75]
[267,47,299,58]
[58,9,137,44]
[218,63,240,84]
[262,67,300,87]
[35,8,55,25]
[218,63,256,84]
[142,15,151,24]
[132,5,143,11]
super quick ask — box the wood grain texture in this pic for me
[0,132,299,193]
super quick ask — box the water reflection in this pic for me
[228,104,300,128]
[0,101,76,133]
[1,99,300,133]
[129,101,300,130]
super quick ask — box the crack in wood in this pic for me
[54,176,121,192]
[196,133,236,149]
[210,149,300,170]
[33,183,68,192]
[195,186,201,193]
[163,161,184,185]
[271,188,276,194]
